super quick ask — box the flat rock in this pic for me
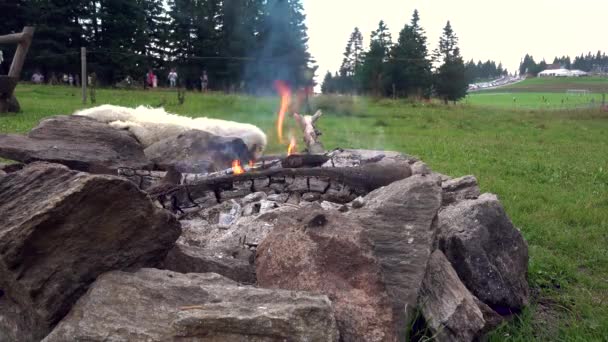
[348,174,442,340]
[437,193,529,313]
[0,115,150,172]
[43,269,339,342]
[0,163,181,341]
[162,242,256,284]
[144,129,252,173]
[256,209,395,342]
[441,175,480,206]
[419,250,486,342]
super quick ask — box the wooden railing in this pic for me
[0,26,35,113]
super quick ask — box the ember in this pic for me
[287,136,297,156]
[232,160,245,175]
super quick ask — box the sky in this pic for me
[303,0,608,83]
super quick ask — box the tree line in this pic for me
[465,60,508,83]
[321,10,468,103]
[519,51,608,76]
[0,0,314,92]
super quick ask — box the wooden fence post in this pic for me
[7,26,35,79]
[81,47,87,104]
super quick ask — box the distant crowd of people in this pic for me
[145,68,209,92]
[31,71,81,86]
[21,66,211,92]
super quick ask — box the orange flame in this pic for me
[287,136,297,156]
[232,160,245,175]
[274,80,291,143]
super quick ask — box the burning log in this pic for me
[281,154,329,168]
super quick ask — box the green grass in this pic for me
[466,92,605,110]
[483,76,608,93]
[2,85,608,341]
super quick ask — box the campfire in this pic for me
[131,81,413,215]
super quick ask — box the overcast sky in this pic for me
[303,0,608,81]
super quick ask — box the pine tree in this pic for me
[21,0,86,77]
[338,27,363,93]
[360,21,392,96]
[388,10,432,97]
[218,0,263,90]
[0,0,29,74]
[321,70,333,94]
[433,21,467,104]
[519,54,537,75]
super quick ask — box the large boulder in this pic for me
[144,129,252,173]
[43,269,339,342]
[418,250,487,342]
[257,175,442,341]
[161,242,256,284]
[256,209,396,342]
[0,163,181,341]
[348,174,442,340]
[437,193,529,313]
[0,115,150,172]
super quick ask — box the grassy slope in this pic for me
[467,77,608,110]
[480,76,608,93]
[2,85,608,340]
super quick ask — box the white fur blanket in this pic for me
[74,105,267,158]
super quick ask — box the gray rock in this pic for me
[266,193,288,203]
[437,193,529,313]
[241,191,267,204]
[218,200,241,228]
[43,269,339,342]
[257,175,442,341]
[301,192,321,202]
[348,175,442,340]
[241,202,261,216]
[256,209,396,342]
[441,175,480,206]
[323,149,413,168]
[411,161,431,175]
[0,163,181,341]
[144,129,251,173]
[419,250,486,342]
[259,199,279,213]
[0,115,150,172]
[162,243,255,284]
[351,196,366,208]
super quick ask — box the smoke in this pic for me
[244,0,313,95]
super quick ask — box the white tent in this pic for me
[538,68,588,77]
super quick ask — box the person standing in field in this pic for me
[200,70,208,92]
[147,69,155,88]
[168,68,178,88]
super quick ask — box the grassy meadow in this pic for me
[2,84,608,341]
[467,77,608,110]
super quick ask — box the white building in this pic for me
[538,68,588,77]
